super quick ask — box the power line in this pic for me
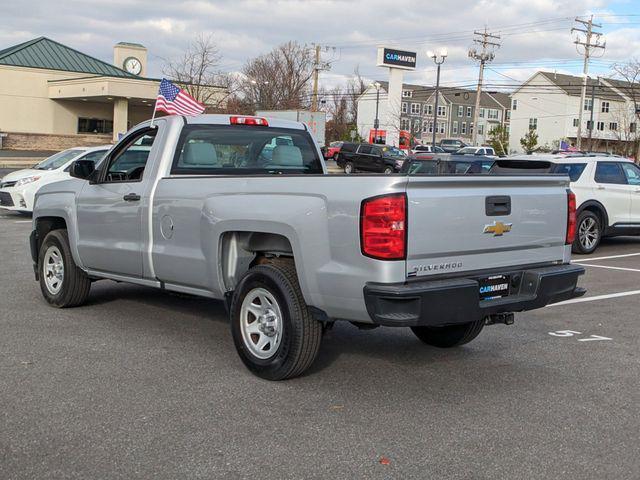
[469,28,501,145]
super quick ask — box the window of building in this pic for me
[422,123,429,133]
[400,118,410,130]
[597,121,605,131]
[438,122,446,134]
[478,124,484,135]
[529,118,538,130]
[78,118,113,134]
[601,101,610,113]
[470,123,474,135]
[413,119,421,130]
[461,122,467,134]
[458,105,464,117]
[428,122,434,133]
[479,108,485,118]
[426,104,433,115]
[512,99,518,110]
[584,98,593,111]
[466,106,472,117]
[586,120,593,130]
[631,123,637,133]
[437,105,446,117]
[488,109,499,120]
[453,121,458,134]
[573,118,579,127]
[402,90,412,98]
[610,122,618,131]
[401,102,408,114]
[411,103,420,114]
[506,110,511,120]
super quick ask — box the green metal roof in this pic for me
[0,37,138,78]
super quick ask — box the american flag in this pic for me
[155,78,205,116]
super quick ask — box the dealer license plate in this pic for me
[479,274,510,300]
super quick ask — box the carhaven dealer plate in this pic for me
[479,274,510,300]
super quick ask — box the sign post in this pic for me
[376,47,417,148]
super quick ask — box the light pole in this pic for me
[428,49,447,149]
[372,82,381,144]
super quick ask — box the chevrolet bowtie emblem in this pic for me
[483,221,512,236]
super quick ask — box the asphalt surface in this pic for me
[1,211,639,479]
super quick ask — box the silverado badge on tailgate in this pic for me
[483,221,512,236]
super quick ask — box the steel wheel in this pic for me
[344,162,354,174]
[43,245,64,295]
[239,287,283,360]
[579,216,599,251]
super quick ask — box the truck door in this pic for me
[75,128,158,277]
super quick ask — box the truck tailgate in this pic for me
[405,175,569,278]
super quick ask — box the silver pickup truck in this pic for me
[30,114,585,380]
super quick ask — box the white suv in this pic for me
[494,154,640,254]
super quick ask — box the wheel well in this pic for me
[219,231,294,291]
[578,202,608,229]
[34,216,67,247]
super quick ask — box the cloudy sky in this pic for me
[2,0,640,91]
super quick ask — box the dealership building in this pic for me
[0,37,225,150]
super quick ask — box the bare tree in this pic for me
[240,41,315,111]
[163,34,231,109]
[612,59,640,159]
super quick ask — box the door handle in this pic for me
[123,193,141,202]
[597,186,605,190]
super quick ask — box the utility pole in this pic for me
[588,77,601,149]
[428,49,448,149]
[573,15,605,150]
[310,44,334,111]
[469,28,500,146]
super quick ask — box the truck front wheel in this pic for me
[230,260,322,380]
[410,319,484,348]
[38,229,91,308]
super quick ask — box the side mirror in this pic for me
[70,160,96,180]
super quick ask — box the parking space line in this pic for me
[574,252,640,262]
[14,220,32,223]
[573,263,640,273]
[548,289,640,307]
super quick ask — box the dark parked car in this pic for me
[400,155,495,175]
[439,139,468,153]
[337,143,406,174]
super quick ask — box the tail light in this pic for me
[566,190,577,244]
[230,116,269,126]
[360,194,407,260]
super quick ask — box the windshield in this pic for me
[457,147,477,154]
[35,149,85,170]
[172,125,323,175]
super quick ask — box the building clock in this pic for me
[123,56,142,75]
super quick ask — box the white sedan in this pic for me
[0,145,110,213]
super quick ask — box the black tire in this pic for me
[38,229,91,308]
[230,260,322,380]
[410,319,485,348]
[344,161,355,174]
[383,166,393,174]
[572,210,602,254]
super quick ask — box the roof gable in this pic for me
[0,37,137,78]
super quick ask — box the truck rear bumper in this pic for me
[363,264,585,327]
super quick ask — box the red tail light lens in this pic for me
[230,116,269,126]
[361,194,407,260]
[566,190,577,244]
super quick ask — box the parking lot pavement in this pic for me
[1,211,639,480]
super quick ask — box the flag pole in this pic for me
[149,98,158,129]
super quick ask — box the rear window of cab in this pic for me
[171,125,323,175]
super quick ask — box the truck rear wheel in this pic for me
[230,260,322,380]
[38,229,91,308]
[410,319,484,348]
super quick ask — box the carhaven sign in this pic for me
[377,47,417,70]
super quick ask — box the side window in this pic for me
[621,163,640,186]
[371,146,383,156]
[103,130,156,183]
[358,145,373,155]
[594,162,627,185]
